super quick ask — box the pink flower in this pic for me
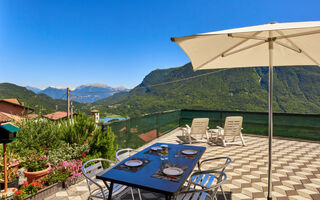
[44,149,48,153]
[40,155,46,160]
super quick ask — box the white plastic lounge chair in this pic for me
[212,116,245,146]
[182,118,209,144]
[82,158,127,200]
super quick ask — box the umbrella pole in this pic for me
[267,34,274,200]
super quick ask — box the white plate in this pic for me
[151,146,162,151]
[181,149,197,155]
[124,160,143,167]
[163,167,183,176]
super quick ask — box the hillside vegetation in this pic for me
[94,63,320,116]
[0,83,81,114]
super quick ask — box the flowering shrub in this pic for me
[46,143,89,165]
[43,160,82,185]
[22,151,49,172]
[13,181,42,200]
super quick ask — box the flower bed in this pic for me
[22,182,63,200]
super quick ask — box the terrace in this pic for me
[44,109,320,200]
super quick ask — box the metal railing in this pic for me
[104,109,320,148]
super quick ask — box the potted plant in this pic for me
[0,170,19,189]
[22,153,51,183]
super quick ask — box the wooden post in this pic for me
[3,143,7,193]
[67,88,70,119]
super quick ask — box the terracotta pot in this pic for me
[8,161,20,174]
[24,163,51,183]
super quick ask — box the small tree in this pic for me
[88,125,117,162]
[59,113,96,145]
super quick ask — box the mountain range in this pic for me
[93,63,320,116]
[26,83,129,103]
[2,63,320,117]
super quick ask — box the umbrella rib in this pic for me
[223,40,266,57]
[274,40,301,53]
[194,32,262,70]
[227,33,267,41]
[276,30,320,65]
[276,29,320,40]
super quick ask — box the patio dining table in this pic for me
[96,143,206,200]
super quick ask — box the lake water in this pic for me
[101,117,126,123]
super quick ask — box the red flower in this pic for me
[82,153,86,157]
[44,149,48,153]
[23,181,28,187]
[15,190,22,195]
[12,188,16,192]
[31,182,36,186]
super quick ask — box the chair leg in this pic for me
[240,134,246,146]
[215,132,220,143]
[137,188,142,200]
[130,187,135,200]
[188,133,192,144]
[220,186,227,200]
[222,135,226,147]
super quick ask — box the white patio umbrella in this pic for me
[171,21,320,199]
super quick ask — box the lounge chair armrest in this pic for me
[216,126,223,130]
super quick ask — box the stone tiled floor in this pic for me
[45,128,320,200]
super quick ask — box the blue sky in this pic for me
[1,0,319,89]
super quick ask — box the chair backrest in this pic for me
[223,116,243,136]
[186,170,227,199]
[82,158,114,186]
[200,156,232,172]
[116,148,138,162]
[191,118,209,136]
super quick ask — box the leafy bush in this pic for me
[46,143,89,165]
[88,125,117,162]
[59,113,96,144]
[10,118,61,153]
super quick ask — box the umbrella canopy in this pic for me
[171,21,320,200]
[171,21,320,69]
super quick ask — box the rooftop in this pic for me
[42,111,74,121]
[45,128,320,200]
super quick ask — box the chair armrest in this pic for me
[216,126,223,130]
[185,124,191,134]
[199,157,232,170]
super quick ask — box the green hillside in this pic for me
[94,63,320,116]
[0,83,82,114]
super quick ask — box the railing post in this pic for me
[179,109,182,127]
[156,113,160,138]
